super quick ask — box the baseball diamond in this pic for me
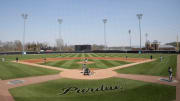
[0,1,180,101]
[0,53,179,101]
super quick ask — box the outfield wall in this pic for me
[92,50,180,54]
[0,50,179,55]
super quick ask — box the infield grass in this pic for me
[41,59,130,69]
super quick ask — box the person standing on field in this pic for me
[44,58,47,63]
[150,55,153,60]
[16,57,19,62]
[82,64,86,73]
[1,58,5,62]
[84,58,88,63]
[160,56,163,62]
[168,66,173,82]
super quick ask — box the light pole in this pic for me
[145,33,148,43]
[103,19,107,51]
[177,34,179,52]
[128,29,131,48]
[21,13,28,55]
[136,14,143,50]
[57,18,63,52]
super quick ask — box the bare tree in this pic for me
[14,40,22,51]
[92,44,105,50]
[0,40,3,51]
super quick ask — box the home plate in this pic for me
[8,80,25,85]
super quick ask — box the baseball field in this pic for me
[0,53,178,101]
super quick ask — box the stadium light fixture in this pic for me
[103,19,107,51]
[136,14,143,50]
[21,13,28,55]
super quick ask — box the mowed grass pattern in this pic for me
[116,54,177,76]
[41,59,130,69]
[0,62,60,80]
[0,53,178,79]
[9,77,176,101]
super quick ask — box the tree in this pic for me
[14,40,22,51]
[92,44,105,50]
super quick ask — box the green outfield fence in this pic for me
[0,50,179,55]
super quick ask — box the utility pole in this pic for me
[145,33,148,43]
[57,18,63,52]
[103,19,107,50]
[128,29,131,48]
[103,18,107,56]
[136,14,143,50]
[21,13,28,55]
[177,34,179,52]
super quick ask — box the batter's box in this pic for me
[159,78,178,83]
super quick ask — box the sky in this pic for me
[0,0,180,47]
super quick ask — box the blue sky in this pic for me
[0,0,180,47]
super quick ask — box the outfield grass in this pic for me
[0,61,60,80]
[9,77,176,101]
[0,53,72,80]
[116,54,177,76]
[41,59,130,69]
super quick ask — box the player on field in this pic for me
[44,58,47,63]
[150,55,153,60]
[82,64,86,73]
[160,56,163,62]
[16,57,19,62]
[1,58,5,62]
[84,58,88,63]
[168,66,173,82]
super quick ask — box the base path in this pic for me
[115,74,177,86]
[108,59,155,70]
[0,80,14,101]
[13,61,67,71]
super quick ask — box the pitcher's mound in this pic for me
[60,69,117,80]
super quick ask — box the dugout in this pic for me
[75,45,91,52]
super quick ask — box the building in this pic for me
[145,41,151,50]
[150,40,160,50]
[158,45,176,50]
[145,40,175,51]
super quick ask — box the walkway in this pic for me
[115,74,177,86]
